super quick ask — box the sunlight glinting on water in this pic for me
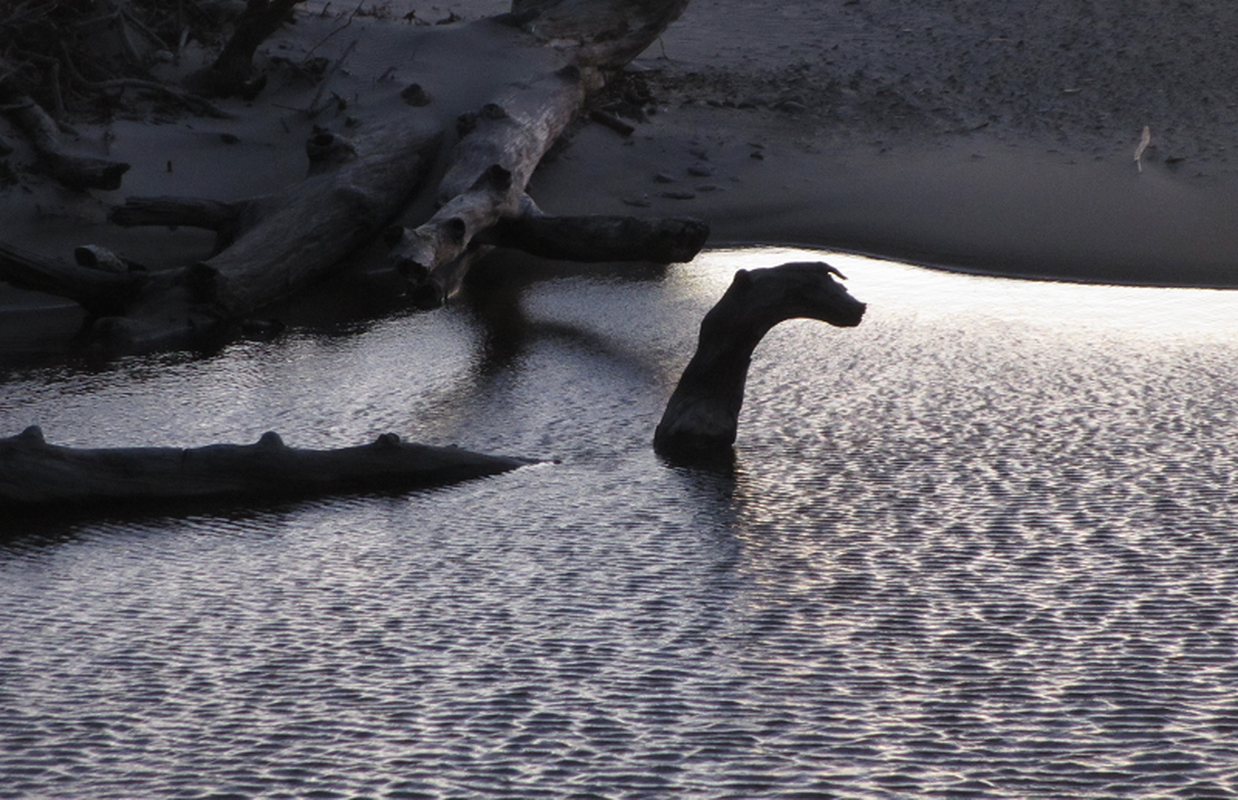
[4,246,1238,799]
[696,247,1238,341]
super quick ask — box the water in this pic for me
[3,248,1238,799]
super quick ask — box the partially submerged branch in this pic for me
[655,262,867,465]
[0,426,532,508]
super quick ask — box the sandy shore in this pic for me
[548,0,1238,287]
[3,0,1237,348]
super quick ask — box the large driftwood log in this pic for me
[655,262,867,465]
[0,426,531,508]
[0,241,145,317]
[390,0,697,307]
[0,91,131,191]
[388,67,587,306]
[92,122,444,351]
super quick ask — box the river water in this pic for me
[3,248,1238,799]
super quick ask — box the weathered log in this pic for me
[654,262,867,465]
[389,67,585,295]
[0,240,145,317]
[7,0,692,351]
[391,0,692,306]
[88,121,444,351]
[0,91,130,191]
[198,125,444,317]
[483,211,710,263]
[0,426,531,508]
[108,195,265,253]
[108,196,245,231]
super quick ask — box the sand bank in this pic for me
[2,0,1236,333]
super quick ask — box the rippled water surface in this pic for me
[4,249,1238,799]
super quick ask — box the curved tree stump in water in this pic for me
[0,426,531,509]
[655,262,867,465]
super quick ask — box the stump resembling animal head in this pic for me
[654,261,866,466]
[725,261,866,331]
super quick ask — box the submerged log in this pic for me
[654,262,867,465]
[0,426,531,508]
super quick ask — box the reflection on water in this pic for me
[3,248,1238,798]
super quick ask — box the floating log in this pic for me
[655,262,867,464]
[0,426,532,508]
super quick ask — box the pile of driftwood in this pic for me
[1,0,706,352]
[0,0,868,508]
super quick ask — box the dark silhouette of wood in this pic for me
[655,262,867,465]
[0,426,531,508]
[483,211,709,263]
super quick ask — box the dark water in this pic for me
[3,249,1238,799]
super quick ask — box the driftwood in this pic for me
[2,0,703,354]
[109,195,254,253]
[0,90,130,191]
[655,262,867,465]
[0,426,531,508]
[387,0,700,308]
[0,241,144,317]
[186,0,307,98]
[94,122,444,351]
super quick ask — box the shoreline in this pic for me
[3,0,1238,345]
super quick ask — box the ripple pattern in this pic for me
[3,251,1238,798]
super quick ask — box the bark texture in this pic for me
[392,0,696,307]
